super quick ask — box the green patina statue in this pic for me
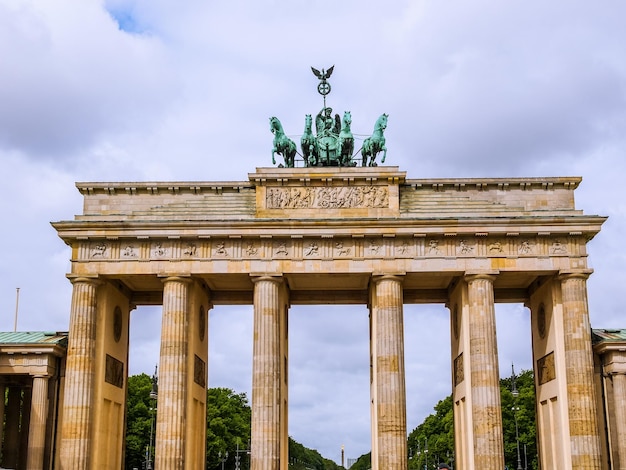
[270,116,297,168]
[269,66,388,168]
[361,113,388,167]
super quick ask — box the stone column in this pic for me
[3,386,22,469]
[251,276,283,470]
[466,274,504,469]
[612,373,626,470]
[371,275,407,470]
[27,375,50,470]
[560,273,602,468]
[59,277,100,470]
[155,276,192,470]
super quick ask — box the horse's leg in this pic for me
[381,147,387,164]
[272,149,276,165]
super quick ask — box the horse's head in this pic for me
[269,116,282,134]
[342,111,352,127]
[376,113,388,131]
[304,114,312,130]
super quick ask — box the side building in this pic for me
[0,331,67,470]
[593,328,626,469]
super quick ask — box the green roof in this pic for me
[592,328,626,344]
[0,331,68,346]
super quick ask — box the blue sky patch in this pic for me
[106,4,143,34]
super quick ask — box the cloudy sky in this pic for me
[1,0,625,464]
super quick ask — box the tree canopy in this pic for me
[352,369,537,470]
[125,375,344,469]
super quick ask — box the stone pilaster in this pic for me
[155,276,192,470]
[27,375,50,470]
[560,273,602,469]
[59,277,100,470]
[611,373,626,470]
[466,274,504,469]
[371,275,407,470]
[251,276,284,470]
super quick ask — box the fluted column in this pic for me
[466,274,504,469]
[27,375,50,470]
[560,273,602,469]
[3,386,22,469]
[59,277,100,469]
[371,275,407,470]
[612,373,626,470]
[251,276,283,470]
[155,276,192,470]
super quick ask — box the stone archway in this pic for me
[53,166,606,469]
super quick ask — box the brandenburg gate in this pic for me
[52,166,606,469]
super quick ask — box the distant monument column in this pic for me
[251,276,288,470]
[466,274,504,469]
[155,276,192,469]
[27,375,50,470]
[59,277,100,469]
[559,273,602,468]
[370,275,407,470]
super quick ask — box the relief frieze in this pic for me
[91,242,108,258]
[122,244,138,258]
[77,234,580,262]
[152,242,169,258]
[518,239,535,255]
[334,241,352,257]
[266,185,389,209]
[304,242,320,257]
[183,243,197,257]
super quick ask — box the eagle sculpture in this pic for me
[311,65,334,81]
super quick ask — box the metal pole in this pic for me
[14,287,20,332]
[511,364,523,470]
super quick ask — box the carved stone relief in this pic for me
[152,242,168,258]
[122,245,138,258]
[537,352,556,385]
[518,239,535,255]
[105,354,124,389]
[91,242,108,258]
[266,185,389,209]
[454,353,464,386]
[78,235,580,262]
[194,354,206,388]
[457,239,474,255]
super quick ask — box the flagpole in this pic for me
[14,287,20,332]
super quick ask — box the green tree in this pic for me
[125,373,157,470]
[353,370,537,470]
[206,387,252,470]
[407,395,454,469]
[501,369,537,470]
[288,437,344,470]
[125,377,344,469]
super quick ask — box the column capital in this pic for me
[159,274,193,284]
[464,272,498,283]
[250,274,284,285]
[557,270,592,282]
[371,273,405,285]
[67,275,103,286]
